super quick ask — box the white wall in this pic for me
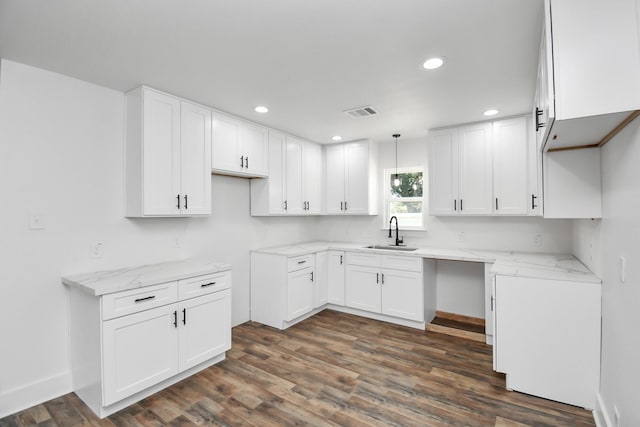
[0,59,316,417]
[571,119,640,426]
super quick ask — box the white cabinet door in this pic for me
[492,117,528,215]
[142,89,181,216]
[180,101,212,215]
[494,275,601,409]
[458,123,493,215]
[178,290,231,372]
[380,269,423,321]
[102,304,179,406]
[211,112,241,174]
[345,265,381,313]
[241,122,268,177]
[286,267,314,321]
[325,144,345,214]
[304,142,322,214]
[428,128,458,215]
[314,251,328,308]
[327,251,345,305]
[285,137,305,214]
[344,141,370,214]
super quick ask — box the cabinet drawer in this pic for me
[288,254,314,272]
[381,255,422,272]
[178,271,231,300]
[102,281,178,320]
[346,252,380,268]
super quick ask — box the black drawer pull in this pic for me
[200,282,217,288]
[134,295,156,303]
[297,260,306,264]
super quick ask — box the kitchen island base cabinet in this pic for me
[493,275,600,409]
[66,270,231,418]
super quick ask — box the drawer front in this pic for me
[102,281,178,320]
[381,255,422,272]
[178,270,231,300]
[288,254,314,272]
[346,252,380,268]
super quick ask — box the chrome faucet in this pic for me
[388,216,404,246]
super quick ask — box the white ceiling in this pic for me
[0,0,543,144]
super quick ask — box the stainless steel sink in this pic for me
[365,245,419,252]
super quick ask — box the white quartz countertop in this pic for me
[253,241,601,284]
[62,258,232,296]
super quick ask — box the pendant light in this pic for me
[393,133,401,187]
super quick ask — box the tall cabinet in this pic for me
[125,86,211,217]
[325,140,378,215]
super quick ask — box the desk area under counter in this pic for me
[62,258,232,419]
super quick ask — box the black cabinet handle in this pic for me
[381,273,385,284]
[182,308,186,325]
[340,255,343,265]
[284,200,288,211]
[344,201,347,211]
[532,194,538,209]
[240,155,244,168]
[341,201,343,211]
[134,295,156,303]
[245,156,249,169]
[535,107,545,131]
[310,272,314,282]
[297,260,306,264]
[376,273,379,284]
[201,281,216,288]
[460,199,463,211]
[184,194,188,210]
[454,199,457,211]
[176,194,181,209]
[495,198,498,211]
[173,310,177,328]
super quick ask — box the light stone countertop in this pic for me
[253,241,601,284]
[62,258,232,296]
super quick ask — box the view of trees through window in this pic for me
[387,170,424,228]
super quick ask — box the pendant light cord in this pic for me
[393,133,401,183]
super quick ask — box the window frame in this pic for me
[382,166,427,231]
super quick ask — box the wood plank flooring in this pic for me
[1,310,595,426]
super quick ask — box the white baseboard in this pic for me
[0,371,72,418]
[594,393,612,427]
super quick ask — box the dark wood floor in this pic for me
[1,310,595,426]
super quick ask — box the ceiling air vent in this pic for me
[343,105,378,118]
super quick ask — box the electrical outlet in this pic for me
[90,241,104,259]
[28,213,45,230]
[534,234,542,247]
[458,232,465,242]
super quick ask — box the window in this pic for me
[383,167,425,229]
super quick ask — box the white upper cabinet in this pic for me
[125,87,211,217]
[493,117,528,215]
[429,116,538,217]
[458,123,493,215]
[250,133,323,216]
[536,0,640,150]
[211,111,268,177]
[325,140,378,215]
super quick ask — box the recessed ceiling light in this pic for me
[254,106,269,113]
[422,57,444,70]
[483,109,499,116]
[332,135,343,141]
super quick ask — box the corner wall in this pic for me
[571,119,640,426]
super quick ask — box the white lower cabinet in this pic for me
[67,270,232,418]
[314,251,329,308]
[327,250,345,305]
[493,274,601,409]
[345,252,424,322]
[251,252,319,329]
